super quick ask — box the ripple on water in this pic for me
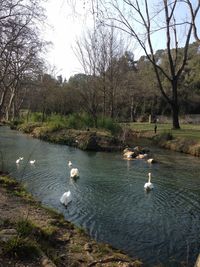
[0,126,200,266]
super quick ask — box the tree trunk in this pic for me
[171,103,180,129]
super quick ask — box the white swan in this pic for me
[60,191,72,206]
[16,158,21,164]
[16,157,23,164]
[147,158,155,164]
[144,172,154,191]
[70,168,79,178]
[29,160,35,164]
[68,161,72,167]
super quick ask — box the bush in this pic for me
[16,219,36,237]
[97,117,121,135]
[66,113,94,129]
[47,114,68,131]
[3,237,40,259]
[29,112,43,122]
[154,131,173,142]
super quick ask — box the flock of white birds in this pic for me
[60,161,79,206]
[16,157,35,165]
[15,156,153,207]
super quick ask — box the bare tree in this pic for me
[0,0,46,121]
[94,0,200,129]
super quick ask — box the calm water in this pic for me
[0,126,200,266]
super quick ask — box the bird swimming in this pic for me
[16,158,21,164]
[147,158,155,164]
[70,168,79,178]
[29,160,35,164]
[68,161,72,167]
[16,157,23,164]
[60,191,72,206]
[144,172,154,191]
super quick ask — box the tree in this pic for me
[0,0,46,121]
[96,0,200,129]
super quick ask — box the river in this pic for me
[0,126,200,266]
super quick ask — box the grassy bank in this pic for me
[10,113,123,152]
[0,174,143,267]
[123,123,200,157]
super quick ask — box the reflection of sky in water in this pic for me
[0,126,200,267]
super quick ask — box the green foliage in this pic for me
[154,131,173,142]
[29,112,44,122]
[3,237,40,259]
[16,219,36,237]
[47,114,68,131]
[97,117,121,135]
[18,112,122,135]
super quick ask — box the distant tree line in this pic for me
[1,0,200,128]
[19,40,200,125]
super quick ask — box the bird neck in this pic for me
[148,174,151,183]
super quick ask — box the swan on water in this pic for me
[60,191,72,206]
[16,157,23,164]
[29,160,35,164]
[68,161,72,167]
[147,158,155,164]
[70,168,79,178]
[144,172,154,191]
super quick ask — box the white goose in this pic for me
[70,168,79,179]
[29,160,36,164]
[60,191,72,206]
[144,172,154,191]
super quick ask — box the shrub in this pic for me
[29,112,43,122]
[47,114,68,131]
[97,117,121,135]
[154,131,173,142]
[3,237,40,259]
[16,219,36,237]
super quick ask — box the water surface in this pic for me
[0,127,200,266]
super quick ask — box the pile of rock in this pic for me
[123,146,156,163]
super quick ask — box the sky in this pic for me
[43,0,87,80]
[43,0,200,81]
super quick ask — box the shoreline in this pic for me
[0,173,143,267]
[5,121,200,157]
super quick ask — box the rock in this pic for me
[123,151,136,159]
[84,243,92,253]
[41,255,57,267]
[195,253,200,267]
[0,228,17,242]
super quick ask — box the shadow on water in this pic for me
[0,126,200,266]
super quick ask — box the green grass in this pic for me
[125,123,200,141]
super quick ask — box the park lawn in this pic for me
[127,123,200,141]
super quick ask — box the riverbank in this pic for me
[9,121,200,157]
[13,122,123,152]
[124,123,200,157]
[0,173,143,267]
